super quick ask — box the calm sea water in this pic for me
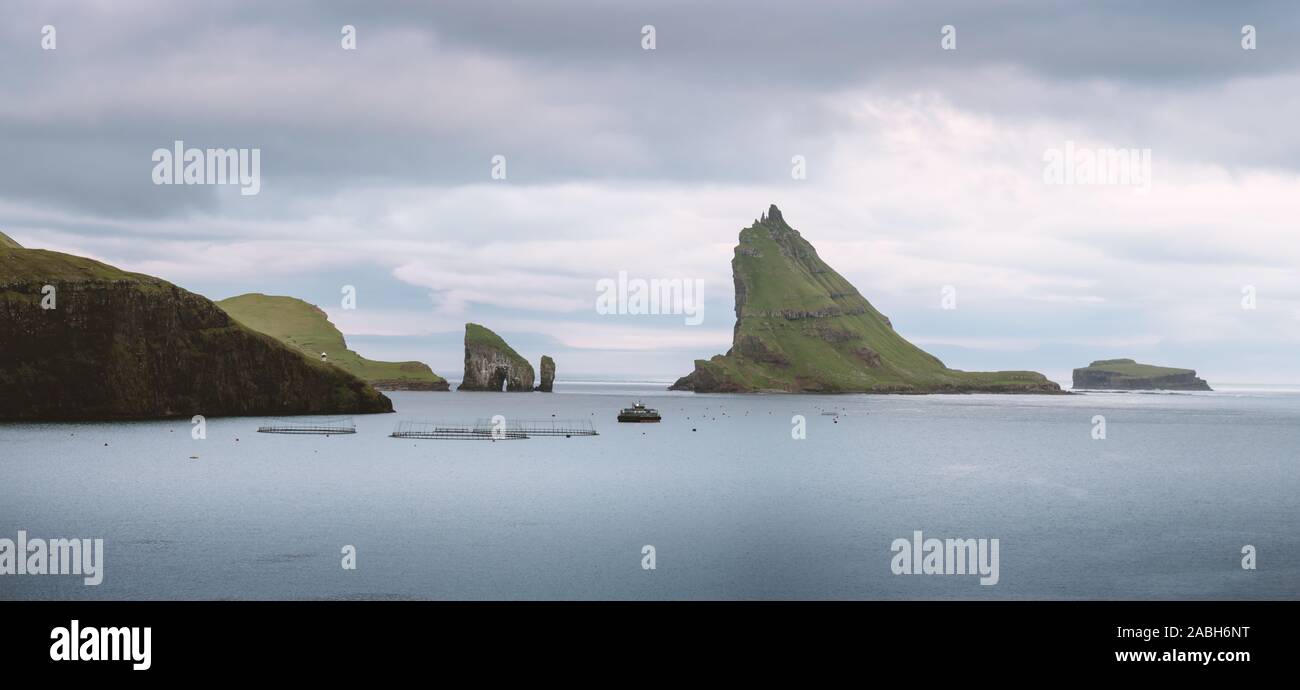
[2,383,1297,600]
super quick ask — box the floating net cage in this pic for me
[389,418,598,440]
[477,418,599,437]
[257,417,357,435]
[390,420,528,441]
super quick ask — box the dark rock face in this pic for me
[536,355,555,392]
[457,323,535,391]
[0,251,393,420]
[1072,359,1212,391]
[670,362,748,393]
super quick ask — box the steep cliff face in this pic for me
[1073,359,1212,391]
[671,205,1062,394]
[0,248,393,420]
[536,355,555,392]
[217,293,449,391]
[458,323,535,391]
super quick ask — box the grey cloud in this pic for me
[5,0,1300,221]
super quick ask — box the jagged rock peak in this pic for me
[758,204,786,226]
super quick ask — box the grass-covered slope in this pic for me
[671,205,1061,394]
[0,247,393,420]
[0,230,21,249]
[217,293,449,391]
[465,322,523,353]
[1073,359,1211,391]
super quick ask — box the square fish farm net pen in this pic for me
[389,420,529,440]
[256,417,357,435]
[473,418,599,437]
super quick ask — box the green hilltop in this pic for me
[465,322,528,363]
[217,293,449,391]
[1082,359,1191,377]
[671,205,1061,393]
[0,247,161,283]
[0,230,22,249]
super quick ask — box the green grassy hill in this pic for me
[217,293,449,391]
[0,230,21,249]
[672,205,1061,393]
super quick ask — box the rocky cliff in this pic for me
[0,247,393,420]
[458,323,535,391]
[217,293,450,391]
[1072,359,1212,391]
[671,205,1062,394]
[536,355,555,392]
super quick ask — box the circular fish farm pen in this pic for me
[256,417,357,435]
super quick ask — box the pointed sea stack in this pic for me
[458,323,535,391]
[670,205,1062,394]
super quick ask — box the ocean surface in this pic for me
[2,383,1297,600]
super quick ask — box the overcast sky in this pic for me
[3,1,1299,385]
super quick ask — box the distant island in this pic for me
[218,293,450,391]
[0,240,392,420]
[670,206,1062,394]
[1072,359,1212,391]
[458,323,554,392]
